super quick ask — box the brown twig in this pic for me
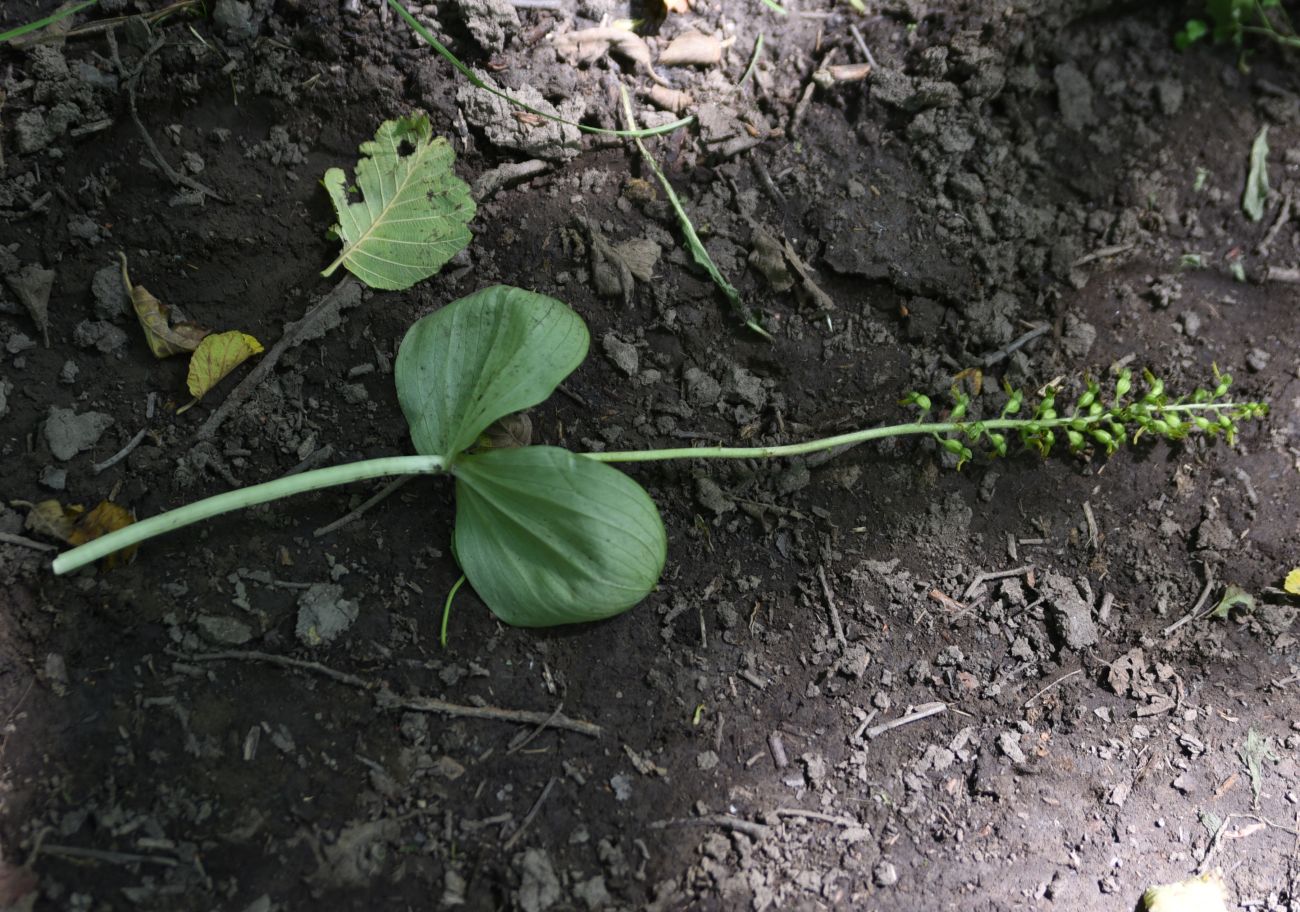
[816,564,847,651]
[313,476,410,537]
[502,777,557,850]
[178,647,603,736]
[650,814,770,840]
[196,278,363,439]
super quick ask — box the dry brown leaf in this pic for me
[121,252,211,358]
[24,499,84,542]
[642,85,694,113]
[4,264,54,348]
[553,27,670,86]
[662,0,690,13]
[67,501,137,568]
[186,331,265,402]
[658,31,722,67]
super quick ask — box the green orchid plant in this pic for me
[47,114,1269,630]
[51,283,1267,627]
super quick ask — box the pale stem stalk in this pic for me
[51,455,446,575]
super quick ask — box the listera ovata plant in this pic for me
[50,115,1270,629]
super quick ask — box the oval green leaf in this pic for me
[453,446,667,627]
[395,285,589,460]
[321,113,475,290]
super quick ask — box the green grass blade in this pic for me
[0,0,99,44]
[384,0,694,140]
[618,87,771,339]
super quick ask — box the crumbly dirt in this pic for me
[2,0,1299,909]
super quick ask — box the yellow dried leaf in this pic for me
[186,331,264,401]
[67,501,137,568]
[24,499,84,542]
[121,253,210,358]
[1286,568,1300,595]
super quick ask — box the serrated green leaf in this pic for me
[321,114,475,290]
[1243,125,1269,222]
[395,285,589,461]
[453,446,666,627]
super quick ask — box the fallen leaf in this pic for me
[658,31,722,67]
[4,263,54,347]
[553,27,669,86]
[1243,125,1269,222]
[67,501,137,568]
[641,84,694,113]
[1210,584,1254,619]
[24,499,84,542]
[121,253,211,358]
[662,0,690,12]
[1284,567,1300,595]
[477,413,533,451]
[186,330,264,401]
[1142,869,1228,912]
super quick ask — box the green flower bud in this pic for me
[1066,429,1084,450]
[1115,369,1133,400]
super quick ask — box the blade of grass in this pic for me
[733,33,764,91]
[0,0,99,44]
[757,0,788,15]
[618,86,771,340]
[385,0,693,139]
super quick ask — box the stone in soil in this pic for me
[295,583,359,646]
[1041,570,1098,650]
[43,406,114,461]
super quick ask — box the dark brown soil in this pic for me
[2,0,1299,909]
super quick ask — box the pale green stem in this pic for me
[583,403,1250,464]
[51,455,446,575]
[51,400,1250,573]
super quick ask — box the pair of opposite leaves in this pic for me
[319,115,663,626]
[396,285,667,628]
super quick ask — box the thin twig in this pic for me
[962,565,1033,601]
[35,843,178,866]
[1072,243,1135,267]
[1267,265,1300,283]
[507,703,567,754]
[502,777,557,850]
[0,533,57,552]
[775,808,858,827]
[93,392,156,474]
[197,278,362,439]
[865,701,946,739]
[649,814,770,840]
[178,648,603,736]
[816,564,847,650]
[107,32,224,202]
[981,323,1050,367]
[313,476,411,537]
[1082,500,1099,550]
[383,692,601,737]
[1256,193,1293,255]
[848,23,877,68]
[1161,572,1217,637]
[1022,668,1083,707]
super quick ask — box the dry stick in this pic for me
[197,277,362,440]
[1082,500,1099,550]
[94,392,156,474]
[1199,813,1300,874]
[775,808,857,827]
[865,701,947,739]
[816,564,848,651]
[1256,192,1293,255]
[502,777,557,851]
[1161,572,1217,637]
[182,648,603,736]
[107,32,224,203]
[848,22,877,68]
[1267,265,1300,283]
[507,703,567,754]
[1072,242,1135,267]
[314,476,411,537]
[1022,668,1083,708]
[0,532,58,552]
[649,814,770,840]
[981,322,1050,367]
[384,692,601,737]
[36,843,178,867]
[961,564,1033,601]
